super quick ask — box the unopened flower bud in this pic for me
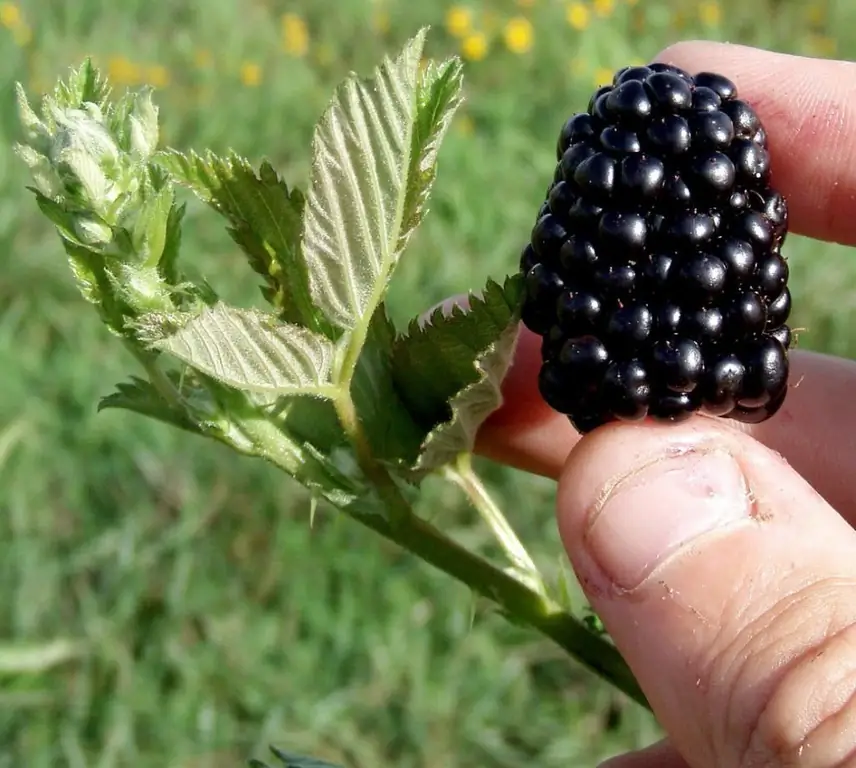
[73,216,113,246]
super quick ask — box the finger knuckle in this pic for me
[708,576,856,766]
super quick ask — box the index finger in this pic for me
[654,41,856,245]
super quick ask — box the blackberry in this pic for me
[520,64,792,433]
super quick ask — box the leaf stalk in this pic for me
[443,453,546,595]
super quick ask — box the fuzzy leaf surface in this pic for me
[157,150,326,331]
[301,28,462,334]
[49,58,111,111]
[391,275,523,472]
[136,303,338,397]
[403,56,463,238]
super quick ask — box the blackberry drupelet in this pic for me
[520,63,792,433]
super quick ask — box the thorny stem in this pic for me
[333,390,411,526]
[443,453,546,595]
[130,322,648,711]
[128,298,645,710]
[341,492,647,709]
[245,415,650,711]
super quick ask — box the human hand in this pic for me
[476,42,856,767]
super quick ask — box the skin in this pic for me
[460,42,856,767]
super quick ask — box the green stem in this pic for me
[332,391,409,525]
[351,508,649,710]
[127,342,183,410]
[443,453,545,595]
[242,413,649,711]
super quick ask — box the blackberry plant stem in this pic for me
[375,513,650,710]
[239,414,651,712]
[442,453,546,596]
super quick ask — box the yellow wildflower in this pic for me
[240,61,262,87]
[461,31,488,61]
[108,56,141,85]
[593,66,613,87]
[145,65,170,88]
[0,2,20,28]
[698,1,721,26]
[566,2,590,31]
[503,17,533,55]
[594,0,615,17]
[281,13,309,57]
[445,6,473,38]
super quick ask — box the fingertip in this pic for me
[554,417,734,581]
[482,324,552,430]
[654,39,763,70]
[476,323,581,477]
[653,42,856,244]
[554,415,856,765]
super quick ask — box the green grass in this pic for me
[2,0,856,765]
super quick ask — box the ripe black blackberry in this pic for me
[520,63,792,434]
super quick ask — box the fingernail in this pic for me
[585,447,751,591]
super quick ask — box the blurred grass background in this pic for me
[2,0,856,765]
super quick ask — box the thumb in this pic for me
[557,418,856,768]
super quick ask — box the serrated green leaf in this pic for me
[250,746,346,768]
[157,150,326,332]
[62,240,131,332]
[350,304,427,464]
[415,320,519,472]
[392,275,522,427]
[135,303,339,398]
[390,274,523,473]
[131,180,173,268]
[30,189,88,248]
[127,88,159,158]
[276,396,346,455]
[33,195,109,307]
[98,376,202,436]
[302,28,462,333]
[49,58,110,112]
[15,82,46,146]
[15,145,62,196]
[402,56,463,240]
[158,200,185,287]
